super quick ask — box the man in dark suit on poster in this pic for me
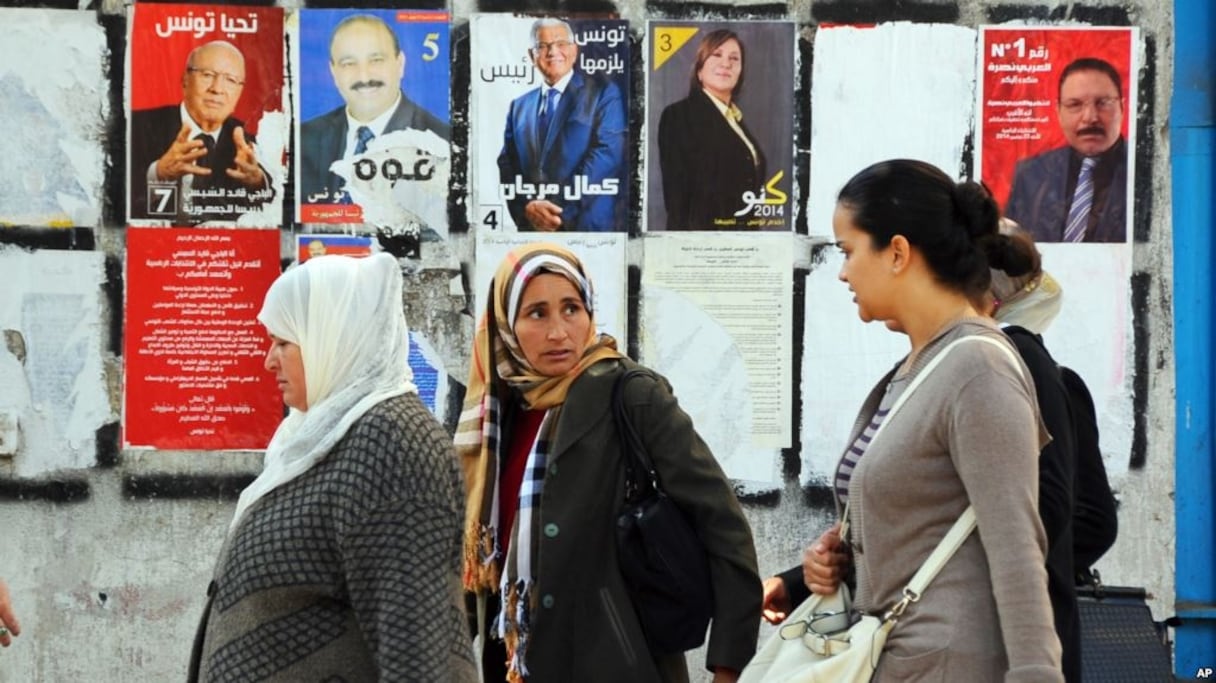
[496,18,627,231]
[299,14,450,205]
[1004,57,1128,243]
[129,40,272,223]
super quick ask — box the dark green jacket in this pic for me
[499,358,761,681]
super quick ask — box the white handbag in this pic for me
[740,507,976,682]
[741,335,1022,683]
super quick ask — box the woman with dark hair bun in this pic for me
[763,159,1064,681]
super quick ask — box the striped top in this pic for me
[835,375,907,505]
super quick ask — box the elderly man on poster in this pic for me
[130,40,272,222]
[1004,57,1128,243]
[497,18,627,231]
[299,13,451,205]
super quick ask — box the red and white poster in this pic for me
[124,228,282,450]
[977,27,1136,243]
[127,5,286,226]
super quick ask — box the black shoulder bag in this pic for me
[612,368,714,655]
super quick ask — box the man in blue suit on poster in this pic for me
[299,14,450,205]
[496,18,627,231]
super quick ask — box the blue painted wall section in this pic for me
[1172,0,1216,677]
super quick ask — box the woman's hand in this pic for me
[761,576,791,624]
[802,523,850,595]
[0,579,20,647]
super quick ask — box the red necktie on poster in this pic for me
[1063,157,1097,242]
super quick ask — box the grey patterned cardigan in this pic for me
[188,393,477,682]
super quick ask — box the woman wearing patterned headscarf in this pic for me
[456,243,760,683]
[189,254,476,682]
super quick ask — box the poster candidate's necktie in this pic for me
[354,125,375,155]
[1063,156,1097,242]
[538,88,559,141]
[192,133,215,189]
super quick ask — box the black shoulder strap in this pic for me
[612,368,661,493]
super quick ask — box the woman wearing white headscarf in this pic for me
[188,253,476,682]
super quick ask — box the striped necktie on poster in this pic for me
[1063,156,1098,242]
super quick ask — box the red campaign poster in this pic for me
[124,228,283,450]
[128,4,286,225]
[977,27,1135,243]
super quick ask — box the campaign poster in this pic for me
[123,228,282,450]
[295,9,451,248]
[645,20,795,232]
[296,233,375,263]
[471,14,630,233]
[0,9,108,228]
[977,27,1137,243]
[127,5,286,227]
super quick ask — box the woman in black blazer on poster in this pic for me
[658,29,766,230]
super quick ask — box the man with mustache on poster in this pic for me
[1004,57,1128,243]
[130,40,272,223]
[299,13,450,204]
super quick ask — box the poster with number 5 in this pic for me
[294,9,451,244]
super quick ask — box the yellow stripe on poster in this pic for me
[652,26,699,71]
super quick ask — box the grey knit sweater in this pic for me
[189,393,477,682]
[845,318,1064,682]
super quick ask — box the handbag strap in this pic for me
[839,334,1003,538]
[884,506,977,620]
[613,368,661,493]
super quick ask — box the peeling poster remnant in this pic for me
[0,246,109,476]
[0,8,108,228]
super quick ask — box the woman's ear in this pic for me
[889,234,911,274]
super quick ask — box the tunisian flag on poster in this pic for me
[123,228,282,450]
[977,26,1135,212]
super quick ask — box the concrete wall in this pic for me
[0,0,1175,680]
